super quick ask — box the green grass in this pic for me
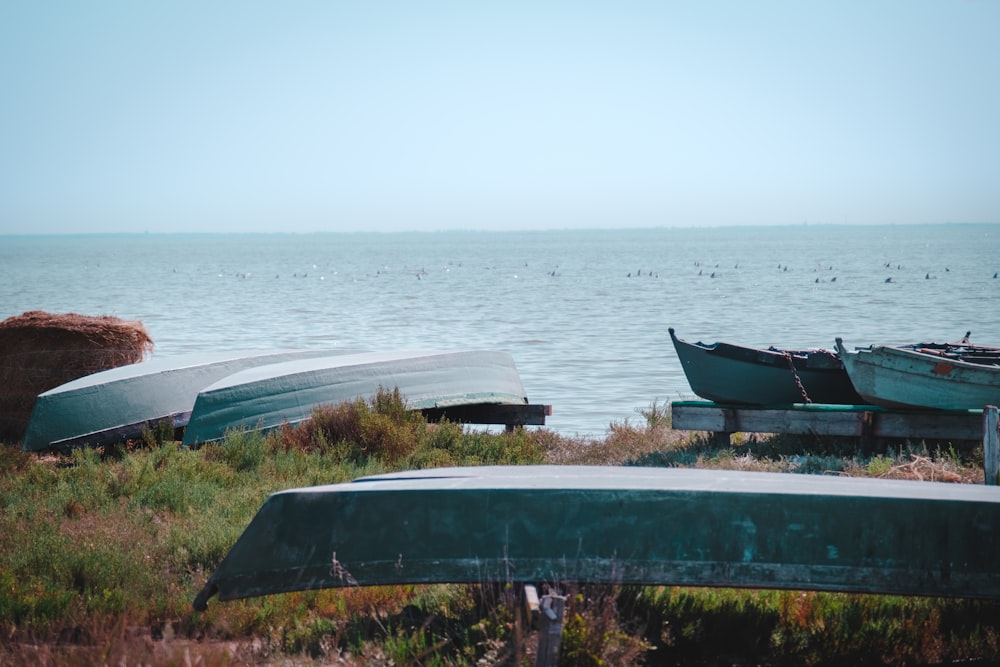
[1,393,998,665]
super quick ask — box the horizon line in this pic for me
[2,221,998,237]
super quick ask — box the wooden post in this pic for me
[523,584,540,628]
[535,592,566,667]
[860,410,876,455]
[713,407,736,446]
[985,406,999,486]
[710,431,732,447]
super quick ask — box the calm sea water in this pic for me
[2,225,998,437]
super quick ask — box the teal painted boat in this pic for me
[836,337,1000,411]
[181,350,529,446]
[670,328,863,405]
[21,349,345,451]
[193,465,1000,610]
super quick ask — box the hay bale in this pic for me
[0,311,154,444]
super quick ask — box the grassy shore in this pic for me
[2,392,999,666]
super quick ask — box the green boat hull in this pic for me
[194,465,1000,609]
[181,350,529,446]
[670,328,862,405]
[836,338,1000,410]
[22,349,344,451]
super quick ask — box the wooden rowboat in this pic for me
[835,337,1000,411]
[21,349,345,451]
[193,464,1000,610]
[180,350,531,446]
[669,328,863,405]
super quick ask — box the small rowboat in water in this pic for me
[669,328,863,405]
[180,350,530,446]
[22,349,346,451]
[835,337,1000,411]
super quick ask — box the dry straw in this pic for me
[0,311,153,443]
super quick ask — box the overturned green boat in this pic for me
[181,350,531,446]
[194,465,1000,610]
[21,349,344,451]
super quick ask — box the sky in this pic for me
[1,1,998,234]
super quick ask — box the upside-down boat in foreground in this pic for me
[193,464,1000,610]
[669,328,863,405]
[180,350,531,446]
[835,337,1000,411]
[21,349,345,451]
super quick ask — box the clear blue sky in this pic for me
[2,1,998,234]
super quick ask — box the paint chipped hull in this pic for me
[194,465,1000,610]
[836,338,1000,411]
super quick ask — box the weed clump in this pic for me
[272,386,545,469]
[560,585,651,666]
[275,387,424,464]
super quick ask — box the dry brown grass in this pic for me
[841,451,983,484]
[539,401,687,466]
[1,635,245,667]
[645,431,988,484]
[540,424,690,466]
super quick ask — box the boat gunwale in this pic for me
[669,328,842,371]
[838,338,1000,373]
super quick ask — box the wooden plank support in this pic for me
[421,403,551,428]
[671,400,984,442]
[673,403,868,441]
[535,592,566,667]
[986,406,999,486]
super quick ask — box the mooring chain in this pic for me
[782,351,812,403]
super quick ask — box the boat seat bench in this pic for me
[670,400,1000,485]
